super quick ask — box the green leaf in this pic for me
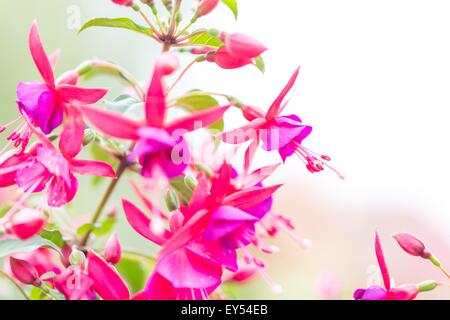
[92,217,117,237]
[104,95,141,113]
[79,18,153,37]
[176,94,219,111]
[117,257,151,294]
[209,118,224,132]
[0,237,61,258]
[40,230,65,248]
[221,0,239,19]
[189,32,223,48]
[76,223,94,238]
[254,56,266,73]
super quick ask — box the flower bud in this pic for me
[165,189,180,212]
[196,0,219,17]
[5,209,45,240]
[393,233,431,259]
[104,233,122,265]
[212,47,253,69]
[387,284,419,300]
[9,257,41,286]
[111,0,134,6]
[69,248,86,266]
[417,280,438,292]
[224,33,267,60]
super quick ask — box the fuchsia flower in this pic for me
[220,68,343,178]
[0,125,116,211]
[15,22,107,158]
[122,163,294,299]
[111,0,134,6]
[205,33,267,69]
[354,232,420,300]
[81,53,230,179]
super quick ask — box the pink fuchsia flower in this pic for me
[220,68,343,178]
[354,231,421,300]
[9,257,42,286]
[104,233,122,265]
[16,21,107,158]
[54,266,96,300]
[0,126,116,212]
[206,33,267,70]
[123,164,283,299]
[3,208,45,240]
[393,233,431,259]
[81,53,230,179]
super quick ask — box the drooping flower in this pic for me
[15,21,107,159]
[122,163,288,299]
[220,68,343,178]
[353,231,422,300]
[0,125,116,214]
[81,53,230,179]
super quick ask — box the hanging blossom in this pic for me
[219,68,344,178]
[0,122,115,217]
[11,22,108,160]
[354,231,441,300]
[122,162,311,300]
[81,53,230,179]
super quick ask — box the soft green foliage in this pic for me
[221,0,239,19]
[0,237,61,258]
[80,18,153,37]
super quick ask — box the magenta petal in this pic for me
[122,199,170,246]
[0,153,30,187]
[16,161,49,193]
[59,107,85,159]
[223,184,282,210]
[69,159,116,178]
[266,67,300,120]
[354,286,388,300]
[57,85,108,104]
[54,269,95,300]
[46,175,78,207]
[29,22,55,87]
[81,106,141,140]
[225,33,267,59]
[37,90,63,134]
[165,106,230,134]
[157,246,222,289]
[375,231,391,291]
[143,272,178,300]
[204,206,258,241]
[387,285,419,300]
[87,251,130,300]
[16,81,50,125]
[214,47,253,69]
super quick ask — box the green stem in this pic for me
[0,270,30,300]
[122,250,158,263]
[79,159,128,247]
[439,266,450,280]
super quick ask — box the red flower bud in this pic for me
[212,47,253,69]
[393,233,431,259]
[9,257,42,286]
[5,209,45,240]
[111,0,134,6]
[104,233,122,265]
[224,33,267,60]
[196,0,219,17]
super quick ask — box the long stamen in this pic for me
[2,178,44,220]
[0,116,22,133]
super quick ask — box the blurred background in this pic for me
[1,0,450,299]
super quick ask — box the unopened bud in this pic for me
[5,209,45,240]
[196,0,219,18]
[104,233,122,265]
[111,0,134,7]
[393,233,431,259]
[9,257,41,286]
[417,280,438,292]
[241,105,264,121]
[165,189,180,212]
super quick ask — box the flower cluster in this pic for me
[0,1,341,300]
